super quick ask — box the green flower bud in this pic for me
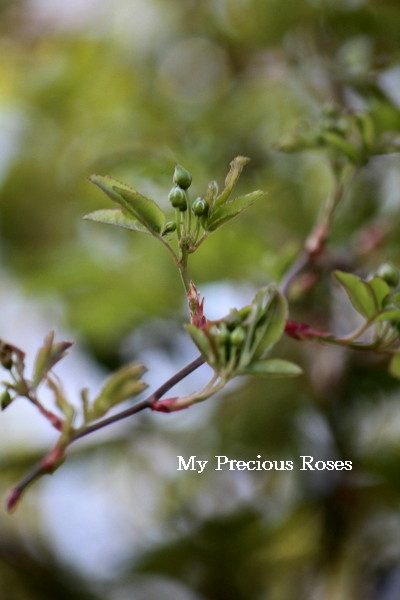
[0,389,12,411]
[225,308,244,331]
[162,221,177,236]
[230,327,246,346]
[168,186,187,210]
[173,164,192,190]
[377,263,399,288]
[192,197,208,217]
[0,346,13,370]
[215,323,230,345]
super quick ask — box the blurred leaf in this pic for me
[389,353,400,379]
[240,287,287,367]
[91,363,148,420]
[47,377,75,425]
[322,131,361,164]
[185,324,216,367]
[333,270,377,319]
[239,358,302,377]
[33,331,73,388]
[375,309,400,322]
[0,388,13,410]
[83,208,150,234]
[368,276,391,308]
[250,288,288,360]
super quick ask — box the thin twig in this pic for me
[72,354,205,442]
[5,354,205,511]
[279,167,357,296]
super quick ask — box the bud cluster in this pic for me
[186,286,287,378]
[168,165,192,213]
[167,164,209,222]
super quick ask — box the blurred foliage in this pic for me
[2,0,400,599]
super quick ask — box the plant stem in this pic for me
[178,249,190,293]
[73,353,205,441]
[336,319,373,343]
[5,354,205,511]
[279,166,357,296]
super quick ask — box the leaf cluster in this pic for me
[333,268,400,375]
[186,286,300,380]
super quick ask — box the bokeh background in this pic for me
[1,0,400,598]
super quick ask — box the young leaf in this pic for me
[322,131,361,164]
[185,325,217,367]
[80,388,91,424]
[91,363,148,420]
[89,174,166,235]
[368,277,391,309]
[32,331,73,388]
[239,359,302,378]
[239,287,287,368]
[47,377,75,427]
[32,331,54,387]
[83,209,150,234]
[0,389,13,411]
[213,156,250,208]
[250,289,288,360]
[89,174,128,203]
[113,185,166,235]
[374,309,400,322]
[389,352,400,379]
[206,191,265,232]
[333,271,377,319]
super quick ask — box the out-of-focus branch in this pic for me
[279,168,357,296]
[5,354,205,512]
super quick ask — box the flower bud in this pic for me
[215,323,229,345]
[0,389,12,411]
[162,221,177,236]
[377,263,399,288]
[168,186,187,210]
[230,327,246,346]
[192,197,208,217]
[173,164,192,190]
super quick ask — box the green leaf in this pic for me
[375,309,400,322]
[91,363,148,420]
[206,191,265,232]
[88,174,127,203]
[185,325,216,367]
[80,388,90,424]
[113,185,166,235]
[214,156,250,208]
[32,331,73,388]
[239,359,302,378]
[390,293,400,308]
[89,174,166,235]
[333,271,377,319]
[32,331,54,387]
[322,132,361,164]
[251,289,288,359]
[47,377,75,425]
[0,389,13,411]
[389,353,400,379]
[83,209,150,234]
[239,287,287,368]
[368,277,391,309]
